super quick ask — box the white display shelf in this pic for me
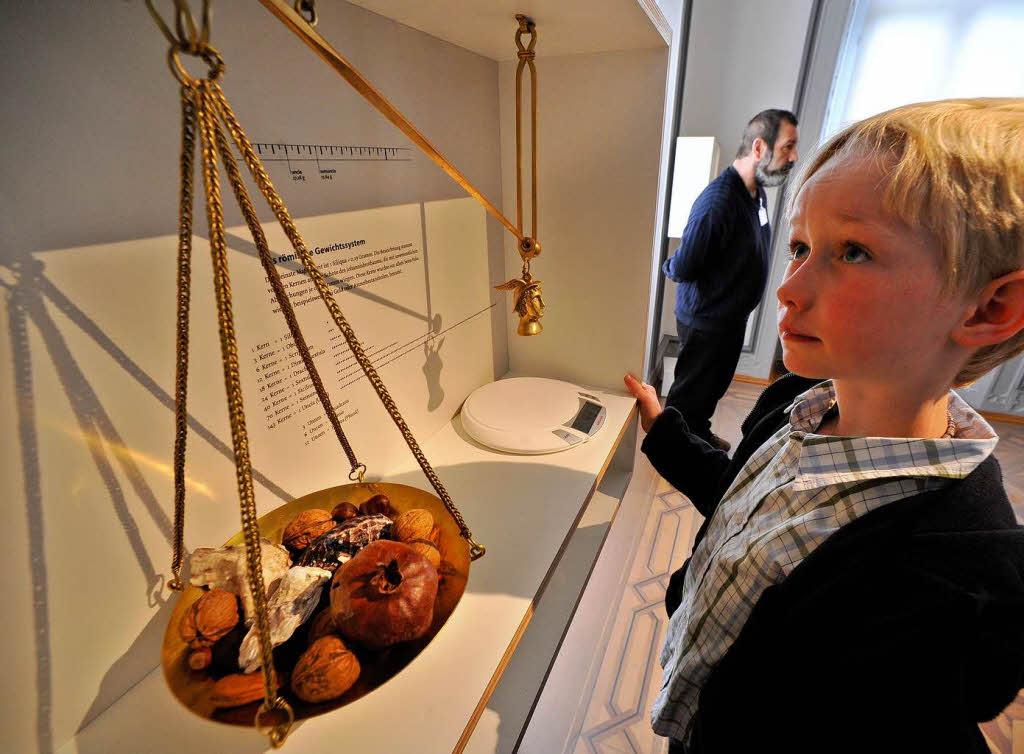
[345,0,670,61]
[59,382,638,754]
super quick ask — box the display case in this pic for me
[0,1,676,751]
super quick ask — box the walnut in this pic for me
[406,538,441,570]
[392,509,434,543]
[179,589,239,648]
[283,509,335,551]
[291,636,361,703]
[209,671,277,708]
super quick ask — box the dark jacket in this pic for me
[662,166,771,333]
[642,373,1024,753]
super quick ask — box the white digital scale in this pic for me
[460,377,607,454]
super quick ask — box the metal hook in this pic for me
[146,0,212,52]
[174,0,200,51]
[294,0,318,27]
[145,0,179,47]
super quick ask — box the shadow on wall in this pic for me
[423,313,446,412]
[2,251,298,751]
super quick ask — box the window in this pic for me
[824,0,1024,138]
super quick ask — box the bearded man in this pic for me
[662,109,798,451]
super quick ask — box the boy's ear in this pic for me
[951,270,1024,348]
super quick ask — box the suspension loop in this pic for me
[348,463,367,483]
[168,42,225,86]
[294,0,318,26]
[519,236,541,261]
[256,697,295,748]
[513,15,538,244]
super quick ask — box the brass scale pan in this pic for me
[161,483,470,725]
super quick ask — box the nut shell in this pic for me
[209,672,275,708]
[406,538,441,570]
[291,636,361,703]
[392,509,434,543]
[283,509,335,551]
[331,501,360,523]
[179,589,239,648]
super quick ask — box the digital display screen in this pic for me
[570,401,602,434]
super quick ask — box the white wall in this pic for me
[658,0,816,378]
[499,48,668,389]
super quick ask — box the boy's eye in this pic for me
[787,241,809,260]
[841,242,871,263]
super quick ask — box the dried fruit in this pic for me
[406,538,441,570]
[330,540,439,649]
[291,636,361,703]
[179,589,239,648]
[392,509,434,543]
[360,493,394,518]
[283,509,335,552]
[331,501,360,523]
[307,609,337,645]
[298,514,391,571]
[209,672,276,708]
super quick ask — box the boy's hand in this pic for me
[624,373,662,432]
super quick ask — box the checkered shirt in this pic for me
[651,380,998,742]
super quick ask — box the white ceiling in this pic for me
[345,0,669,61]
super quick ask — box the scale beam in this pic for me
[258,0,523,242]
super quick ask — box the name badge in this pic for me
[759,205,769,226]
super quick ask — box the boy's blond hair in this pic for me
[786,98,1024,386]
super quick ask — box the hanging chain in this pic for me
[169,83,198,592]
[206,84,365,482]
[210,83,485,559]
[514,15,540,270]
[195,79,294,745]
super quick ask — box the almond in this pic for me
[209,672,275,708]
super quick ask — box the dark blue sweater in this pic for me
[663,166,772,333]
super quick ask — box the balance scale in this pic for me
[461,377,607,454]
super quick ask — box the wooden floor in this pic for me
[550,379,1024,754]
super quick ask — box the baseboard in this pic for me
[732,373,770,386]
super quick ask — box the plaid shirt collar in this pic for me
[783,380,998,492]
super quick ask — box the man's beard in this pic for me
[754,151,793,188]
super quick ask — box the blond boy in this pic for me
[626,98,1024,753]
